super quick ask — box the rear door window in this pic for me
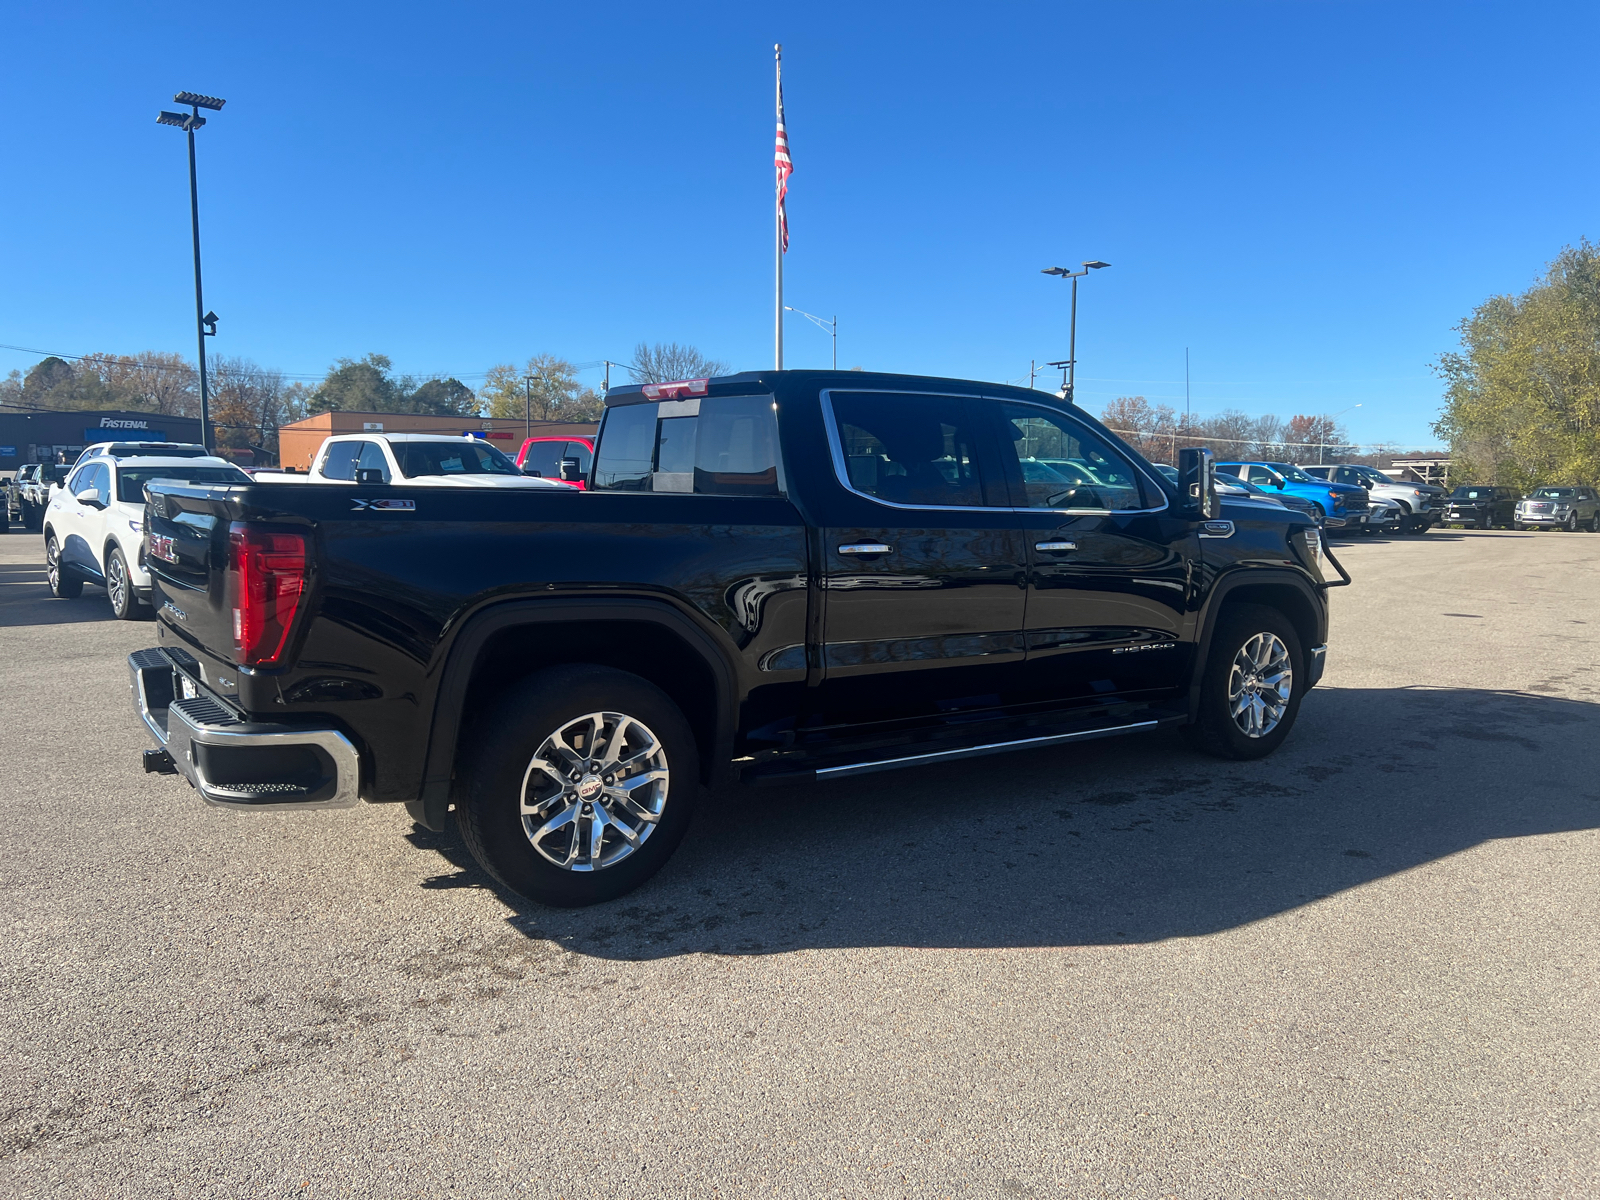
[321,441,361,481]
[826,391,1000,508]
[592,396,782,496]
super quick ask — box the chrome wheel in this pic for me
[46,536,60,589]
[1228,633,1293,739]
[107,551,127,612]
[519,710,669,872]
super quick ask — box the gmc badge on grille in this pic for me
[351,499,416,511]
[149,533,178,563]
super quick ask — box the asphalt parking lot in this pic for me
[2,525,1597,1199]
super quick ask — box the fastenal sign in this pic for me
[97,417,151,430]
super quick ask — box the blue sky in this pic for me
[2,1,1595,448]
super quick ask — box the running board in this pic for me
[749,719,1161,785]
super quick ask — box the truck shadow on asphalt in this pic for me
[407,685,1600,960]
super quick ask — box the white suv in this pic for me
[44,452,249,619]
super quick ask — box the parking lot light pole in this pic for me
[1041,260,1110,403]
[1322,404,1362,465]
[783,306,837,368]
[157,92,226,453]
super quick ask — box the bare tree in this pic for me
[627,342,729,384]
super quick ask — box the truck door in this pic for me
[990,400,1191,708]
[811,389,1028,728]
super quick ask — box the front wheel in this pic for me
[45,533,82,599]
[457,665,701,907]
[1564,514,1578,532]
[106,546,142,620]
[1184,603,1304,760]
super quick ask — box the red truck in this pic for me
[515,435,595,489]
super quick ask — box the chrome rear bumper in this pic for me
[128,647,360,811]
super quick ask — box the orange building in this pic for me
[275,411,599,471]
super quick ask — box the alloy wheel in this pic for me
[1227,633,1293,739]
[46,536,60,590]
[519,710,670,872]
[108,552,126,613]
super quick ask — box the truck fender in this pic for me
[412,597,740,830]
[1186,567,1326,723]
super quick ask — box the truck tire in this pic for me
[457,665,701,907]
[1184,603,1304,761]
[45,533,83,599]
[106,546,142,620]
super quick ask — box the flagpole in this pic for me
[775,43,784,371]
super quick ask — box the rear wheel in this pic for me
[45,533,82,599]
[1184,603,1304,761]
[457,665,701,907]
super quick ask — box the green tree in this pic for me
[406,376,479,417]
[309,354,400,414]
[1434,241,1600,488]
[482,355,602,422]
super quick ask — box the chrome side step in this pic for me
[766,719,1161,784]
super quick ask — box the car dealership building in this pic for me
[0,410,205,475]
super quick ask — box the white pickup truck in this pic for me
[256,433,574,491]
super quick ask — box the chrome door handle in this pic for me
[1034,541,1076,552]
[838,543,892,555]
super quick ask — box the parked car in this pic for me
[1215,461,1370,532]
[1219,474,1325,523]
[42,452,250,618]
[18,461,73,530]
[1301,464,1442,534]
[1363,494,1404,535]
[4,465,37,530]
[1514,486,1600,532]
[254,433,575,490]
[516,435,596,489]
[72,441,212,470]
[130,370,1342,907]
[1443,485,1519,529]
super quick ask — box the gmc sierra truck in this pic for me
[127,370,1345,906]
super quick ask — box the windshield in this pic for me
[1532,488,1579,499]
[1267,462,1317,483]
[394,441,520,478]
[117,466,249,503]
[1451,487,1492,499]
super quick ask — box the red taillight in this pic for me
[227,523,306,667]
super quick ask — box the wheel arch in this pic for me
[414,597,740,829]
[1188,568,1326,722]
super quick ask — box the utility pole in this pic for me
[523,374,534,445]
[157,91,226,452]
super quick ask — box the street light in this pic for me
[1320,404,1362,465]
[784,306,837,369]
[157,90,226,452]
[1040,260,1110,403]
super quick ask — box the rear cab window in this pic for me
[593,395,783,496]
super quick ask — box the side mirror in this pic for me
[559,457,582,482]
[523,467,543,477]
[1178,447,1219,519]
[355,468,386,484]
[80,487,102,507]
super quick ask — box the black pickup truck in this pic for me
[128,370,1342,905]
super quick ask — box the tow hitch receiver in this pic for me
[142,748,178,775]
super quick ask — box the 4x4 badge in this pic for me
[351,498,416,511]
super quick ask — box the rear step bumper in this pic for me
[127,647,361,811]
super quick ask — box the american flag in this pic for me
[775,79,793,253]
